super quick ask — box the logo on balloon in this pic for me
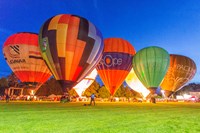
[9,45,20,58]
[8,45,26,64]
[42,38,48,52]
[100,55,122,67]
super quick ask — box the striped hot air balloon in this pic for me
[3,32,52,93]
[39,14,104,93]
[96,38,136,96]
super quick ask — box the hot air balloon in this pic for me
[73,69,98,97]
[3,32,52,95]
[96,38,136,96]
[132,46,170,103]
[39,14,104,93]
[160,54,196,97]
[125,68,150,99]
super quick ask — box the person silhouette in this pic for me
[6,94,10,103]
[90,93,95,105]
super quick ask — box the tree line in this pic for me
[0,73,199,98]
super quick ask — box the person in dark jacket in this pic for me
[90,93,95,105]
[6,94,10,103]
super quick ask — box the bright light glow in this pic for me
[161,90,166,97]
[183,94,192,99]
[125,68,150,98]
[176,95,184,100]
[73,69,98,97]
[31,90,34,95]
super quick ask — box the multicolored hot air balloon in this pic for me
[132,46,170,96]
[96,38,136,96]
[3,32,52,94]
[73,69,97,97]
[39,14,104,93]
[125,68,150,98]
[160,54,196,97]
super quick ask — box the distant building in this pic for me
[189,89,200,98]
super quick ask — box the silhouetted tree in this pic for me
[83,81,100,97]
[0,77,9,95]
[36,78,63,96]
[98,85,110,98]
[7,72,19,87]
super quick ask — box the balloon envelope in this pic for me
[160,54,196,97]
[73,69,97,97]
[96,38,136,95]
[132,46,170,94]
[125,68,150,98]
[39,14,104,92]
[3,32,52,87]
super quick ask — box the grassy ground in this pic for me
[0,101,200,133]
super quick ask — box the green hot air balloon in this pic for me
[132,46,170,102]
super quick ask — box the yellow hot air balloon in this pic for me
[73,69,98,97]
[160,54,197,97]
[125,68,150,98]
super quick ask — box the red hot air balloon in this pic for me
[96,38,136,96]
[3,32,52,94]
[39,14,104,93]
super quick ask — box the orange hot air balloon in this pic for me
[160,54,196,97]
[96,38,136,96]
[3,32,52,94]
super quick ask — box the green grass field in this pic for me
[0,101,200,133]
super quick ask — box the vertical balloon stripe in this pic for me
[57,24,68,57]
[77,63,89,79]
[48,16,65,78]
[72,66,83,81]
[48,30,62,78]
[48,15,62,30]
[78,18,94,67]
[58,57,65,79]
[87,22,102,64]
[41,18,52,38]
[58,14,71,23]
[65,16,80,80]
[70,40,86,80]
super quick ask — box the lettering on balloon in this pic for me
[99,55,122,67]
[9,59,26,64]
[175,64,195,72]
[97,52,132,70]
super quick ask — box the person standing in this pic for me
[90,93,95,105]
[6,94,10,103]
